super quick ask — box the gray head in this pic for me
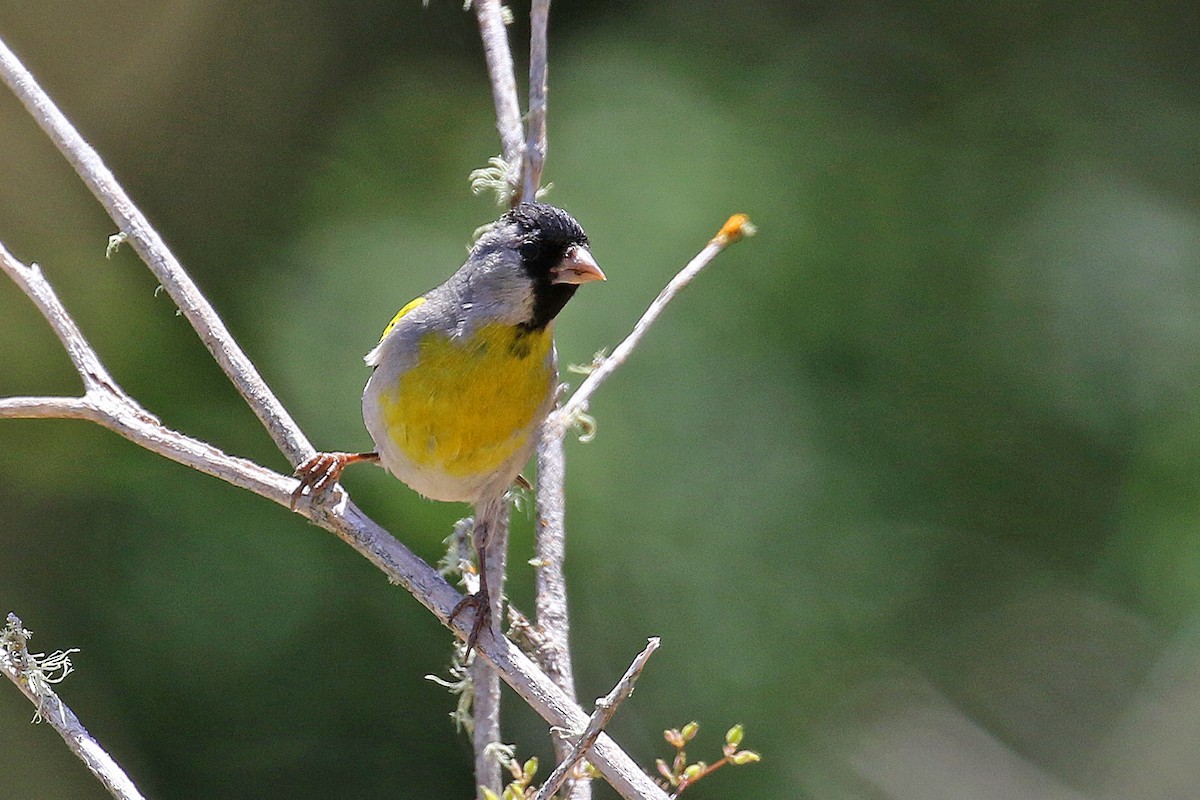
[467,203,605,331]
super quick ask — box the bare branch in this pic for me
[0,241,122,397]
[535,637,661,800]
[555,215,756,426]
[473,0,525,183]
[0,396,96,420]
[0,35,313,466]
[521,0,551,201]
[471,496,511,799]
[325,500,671,800]
[532,216,754,797]
[3,386,294,507]
[533,419,576,694]
[533,421,589,799]
[0,243,294,503]
[2,614,149,800]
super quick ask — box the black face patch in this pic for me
[504,203,591,331]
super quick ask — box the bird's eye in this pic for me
[519,240,541,261]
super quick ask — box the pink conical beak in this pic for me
[551,244,606,285]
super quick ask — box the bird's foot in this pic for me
[449,588,492,652]
[290,451,377,510]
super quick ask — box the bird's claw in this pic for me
[449,589,492,652]
[290,452,350,510]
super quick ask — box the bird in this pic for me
[290,202,605,648]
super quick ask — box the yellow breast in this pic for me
[376,323,555,479]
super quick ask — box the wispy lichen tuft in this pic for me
[470,155,521,207]
[2,613,80,724]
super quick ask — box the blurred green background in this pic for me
[4,2,1200,798]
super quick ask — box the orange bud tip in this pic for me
[713,213,756,246]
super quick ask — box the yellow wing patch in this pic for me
[377,323,554,478]
[380,296,427,341]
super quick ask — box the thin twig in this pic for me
[1,614,148,800]
[0,35,313,466]
[534,638,661,800]
[534,420,589,800]
[0,243,126,401]
[533,414,589,784]
[555,215,756,428]
[0,395,95,419]
[471,496,511,799]
[473,0,525,181]
[521,0,551,201]
[533,422,576,698]
[532,215,754,797]
[0,246,292,501]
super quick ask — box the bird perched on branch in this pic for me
[291,202,605,648]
